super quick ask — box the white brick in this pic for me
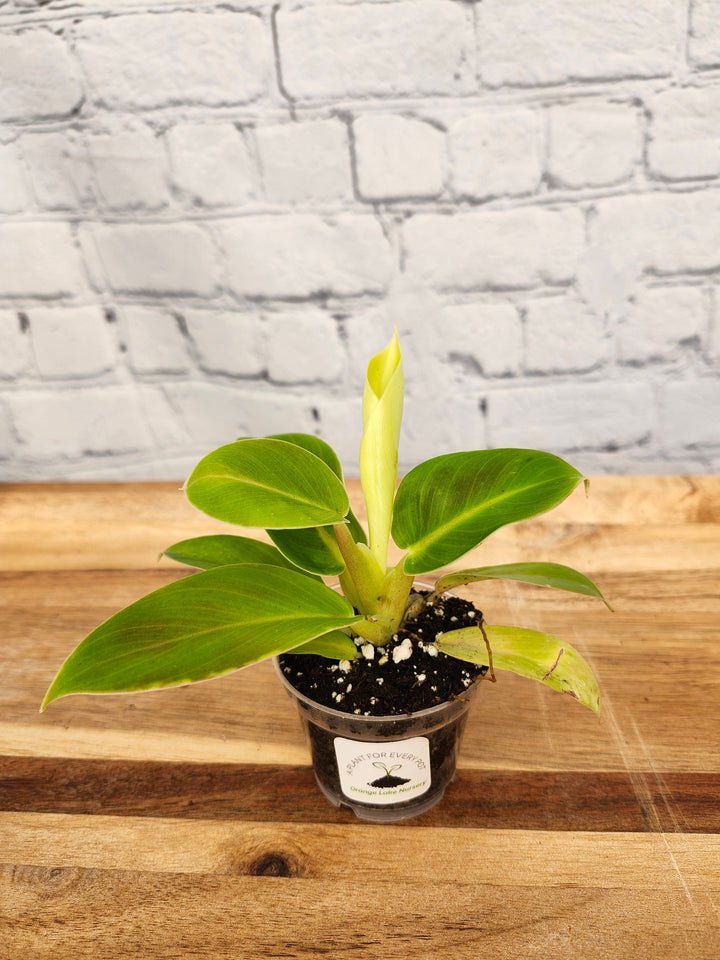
[619,286,706,363]
[449,109,542,199]
[75,12,271,110]
[478,0,676,86]
[167,123,255,208]
[647,87,720,180]
[21,131,94,210]
[184,310,264,377]
[404,208,584,291]
[592,191,720,279]
[165,383,313,447]
[11,386,154,458]
[265,310,343,384]
[277,1,474,99]
[662,380,720,447]
[487,381,655,450]
[123,307,191,375]
[438,302,522,377]
[547,101,641,188]
[29,307,115,378]
[0,143,31,214]
[257,121,352,205]
[0,31,83,122]
[0,311,31,378]
[525,296,608,373]
[354,114,445,201]
[689,0,720,67]
[711,291,720,362]
[86,223,219,297]
[0,222,85,298]
[0,402,13,460]
[219,215,393,298]
[87,120,170,211]
[401,390,487,468]
[136,385,188,449]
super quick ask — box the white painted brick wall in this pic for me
[0,0,718,481]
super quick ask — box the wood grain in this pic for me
[1,477,719,958]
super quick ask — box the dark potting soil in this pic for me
[278,591,487,717]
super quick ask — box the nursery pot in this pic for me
[274,657,482,823]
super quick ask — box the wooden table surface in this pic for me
[1,476,719,958]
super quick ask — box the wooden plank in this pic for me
[2,812,719,888]
[2,477,719,571]
[1,759,719,833]
[1,860,717,960]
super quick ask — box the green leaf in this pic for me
[291,631,360,659]
[162,534,320,580]
[435,624,600,716]
[434,562,612,610]
[393,449,583,575]
[268,526,345,576]
[263,433,366,574]
[185,438,350,529]
[41,564,363,709]
[268,432,367,544]
[360,330,404,568]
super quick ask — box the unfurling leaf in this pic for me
[360,330,404,568]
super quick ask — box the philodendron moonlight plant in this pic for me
[42,332,609,716]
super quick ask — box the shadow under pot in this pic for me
[274,656,483,823]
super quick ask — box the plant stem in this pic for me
[333,523,385,614]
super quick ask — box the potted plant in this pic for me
[41,331,609,821]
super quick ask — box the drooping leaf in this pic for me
[162,534,320,580]
[268,526,345,576]
[434,562,612,610]
[291,631,360,660]
[41,564,363,709]
[393,449,583,575]
[185,438,349,529]
[360,330,404,568]
[435,624,600,715]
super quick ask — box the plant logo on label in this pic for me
[334,736,431,805]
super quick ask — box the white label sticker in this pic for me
[334,736,431,805]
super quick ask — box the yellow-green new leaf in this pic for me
[360,330,404,568]
[435,624,601,715]
[41,564,363,709]
[185,438,350,529]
